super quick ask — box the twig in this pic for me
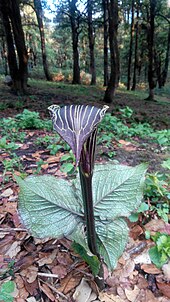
[0,228,27,232]
[37,272,59,278]
[128,242,147,255]
[39,278,69,300]
[74,268,93,278]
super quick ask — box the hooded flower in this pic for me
[48,104,108,167]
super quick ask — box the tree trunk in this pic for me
[127,0,134,90]
[87,0,96,85]
[161,24,170,86]
[103,0,119,103]
[146,0,157,100]
[33,0,52,81]
[69,0,81,84]
[2,36,8,75]
[131,1,139,91]
[0,0,28,94]
[103,0,109,86]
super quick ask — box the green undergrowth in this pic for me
[0,107,169,222]
[149,232,170,268]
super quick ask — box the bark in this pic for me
[0,0,28,94]
[127,0,134,90]
[146,0,157,100]
[69,0,81,84]
[103,0,119,103]
[2,36,8,75]
[131,1,139,91]
[161,24,170,86]
[87,0,96,85]
[33,0,52,81]
[103,0,109,86]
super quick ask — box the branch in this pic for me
[22,22,39,27]
[21,0,35,12]
[156,13,170,24]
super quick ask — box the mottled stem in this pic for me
[79,168,105,290]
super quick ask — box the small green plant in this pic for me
[161,158,170,170]
[150,129,170,146]
[1,260,15,279]
[60,151,75,174]
[119,106,133,119]
[34,159,47,174]
[0,102,9,111]
[98,112,153,141]
[151,203,169,223]
[3,156,24,174]
[35,135,59,146]
[47,141,70,155]
[129,202,149,222]
[16,109,44,129]
[14,99,24,109]
[16,105,147,290]
[0,118,26,142]
[15,109,52,130]
[144,173,170,203]
[0,137,19,151]
[47,143,64,155]
[149,232,170,268]
[0,280,16,302]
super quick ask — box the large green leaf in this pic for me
[93,163,147,220]
[96,218,128,270]
[16,175,83,238]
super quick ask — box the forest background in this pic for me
[0,0,170,102]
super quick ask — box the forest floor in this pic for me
[0,78,170,302]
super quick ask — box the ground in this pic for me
[0,79,170,302]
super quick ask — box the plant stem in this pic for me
[79,168,105,290]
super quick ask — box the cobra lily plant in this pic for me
[16,104,147,290]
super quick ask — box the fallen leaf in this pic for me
[57,251,73,266]
[26,297,37,302]
[58,273,82,295]
[137,275,149,290]
[39,283,55,301]
[4,201,17,215]
[16,286,29,300]
[46,156,61,163]
[144,219,165,234]
[31,152,41,159]
[99,292,125,302]
[5,241,21,258]
[141,264,161,274]
[1,188,13,197]
[134,249,152,265]
[118,140,131,145]
[162,261,170,281]
[41,163,48,169]
[37,250,57,266]
[73,278,95,302]
[156,281,170,298]
[16,298,27,302]
[15,275,25,290]
[121,259,135,278]
[145,289,159,302]
[20,144,29,150]
[129,225,143,240]
[20,266,38,283]
[52,265,67,279]
[24,278,39,296]
[116,286,127,300]
[125,286,140,302]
